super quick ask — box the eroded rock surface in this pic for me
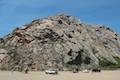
[0,14,120,71]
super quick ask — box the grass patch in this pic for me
[99,57,120,69]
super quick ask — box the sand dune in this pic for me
[0,70,120,80]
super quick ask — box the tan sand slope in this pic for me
[0,71,120,80]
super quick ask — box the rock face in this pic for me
[0,14,120,71]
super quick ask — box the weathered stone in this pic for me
[0,14,120,71]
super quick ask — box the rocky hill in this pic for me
[0,14,120,71]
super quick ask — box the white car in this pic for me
[82,69,89,73]
[45,68,58,74]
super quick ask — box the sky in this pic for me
[0,0,120,37]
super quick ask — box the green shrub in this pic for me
[99,57,120,69]
[99,58,115,67]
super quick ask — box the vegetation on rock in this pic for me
[0,14,120,71]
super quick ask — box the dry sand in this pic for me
[0,70,120,80]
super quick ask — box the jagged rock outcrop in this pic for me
[0,14,120,71]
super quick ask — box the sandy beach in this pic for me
[0,70,120,80]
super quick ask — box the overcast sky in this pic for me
[0,0,120,37]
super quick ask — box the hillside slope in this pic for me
[0,14,120,71]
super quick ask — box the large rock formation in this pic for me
[0,14,120,71]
